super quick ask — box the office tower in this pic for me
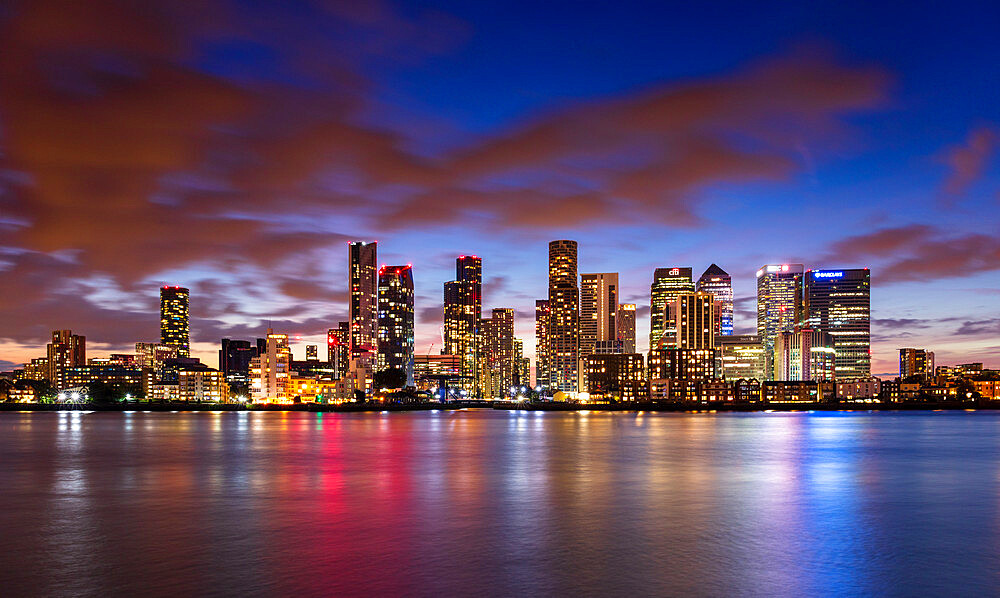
[697,264,733,337]
[535,299,550,389]
[672,291,716,350]
[443,255,482,394]
[480,308,515,398]
[219,339,257,395]
[306,345,318,361]
[548,240,579,392]
[160,286,190,357]
[514,339,530,388]
[349,241,378,393]
[773,329,836,381]
[649,267,695,349]
[46,330,86,388]
[327,322,350,379]
[900,348,935,381]
[616,303,636,353]
[580,273,619,356]
[377,264,415,387]
[250,329,290,402]
[756,264,804,379]
[718,335,766,381]
[583,353,647,401]
[799,269,871,379]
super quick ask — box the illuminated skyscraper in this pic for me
[697,264,733,337]
[219,339,257,395]
[649,267,695,349]
[548,240,579,392]
[327,322,350,379]
[535,299,550,389]
[46,329,86,388]
[718,335,765,381]
[900,348,934,381]
[160,286,190,357]
[250,329,290,403]
[756,264,804,379]
[443,255,482,394]
[799,269,871,379]
[514,338,530,388]
[773,328,836,381]
[481,308,516,398]
[349,241,377,393]
[377,264,415,386]
[580,273,619,356]
[672,292,715,350]
[616,303,636,354]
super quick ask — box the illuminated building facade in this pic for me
[672,292,715,350]
[46,329,86,388]
[583,353,647,401]
[799,269,871,379]
[349,241,378,393]
[306,345,318,361]
[647,347,719,382]
[443,255,482,394]
[756,263,804,379]
[548,240,579,392]
[514,338,530,388]
[649,267,695,349]
[413,354,462,391]
[900,348,935,381]
[327,322,350,379]
[61,365,142,395]
[160,286,190,357]
[697,264,733,337]
[480,308,516,398]
[250,329,291,403]
[219,339,257,395]
[580,273,618,356]
[773,329,836,381]
[616,303,636,353]
[377,264,415,386]
[718,335,765,381]
[178,367,227,402]
[535,299,550,389]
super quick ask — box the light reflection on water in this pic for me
[1,410,1000,596]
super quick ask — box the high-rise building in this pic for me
[480,308,516,398]
[46,330,86,388]
[799,269,871,379]
[349,242,378,393]
[327,322,350,379]
[649,267,695,349]
[718,335,765,381]
[377,264,415,387]
[444,255,482,395]
[548,240,579,392]
[534,299,550,389]
[160,286,190,357]
[513,338,530,388]
[580,273,619,356]
[672,291,715,350]
[250,329,291,403]
[697,264,733,337]
[773,329,836,381]
[756,264,804,379]
[219,339,257,395]
[616,303,636,353]
[900,348,935,381]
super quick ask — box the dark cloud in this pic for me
[418,306,442,326]
[955,319,1000,336]
[0,360,18,372]
[940,126,998,199]
[873,318,932,329]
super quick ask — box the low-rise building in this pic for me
[837,377,881,401]
[583,353,646,401]
[762,381,835,403]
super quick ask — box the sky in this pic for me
[1,0,998,376]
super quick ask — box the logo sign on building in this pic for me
[813,271,844,279]
[669,268,680,276]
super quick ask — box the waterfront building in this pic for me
[718,335,765,381]
[756,263,804,379]
[61,365,143,396]
[671,291,715,350]
[46,329,86,389]
[799,269,871,379]
[377,264,415,386]
[21,357,50,381]
[583,353,647,401]
[480,308,516,398]
[900,348,935,381]
[773,329,836,381]
[647,347,719,381]
[837,377,881,401]
[733,378,762,402]
[250,329,291,403]
[616,303,637,353]
[349,241,378,393]
[444,255,482,394]
[413,354,462,392]
[514,338,530,388]
[327,322,350,379]
[697,264,734,337]
[177,367,227,402]
[219,339,257,395]
[649,267,695,349]
[762,380,836,403]
[548,240,579,392]
[535,299,550,389]
[580,273,619,357]
[160,286,190,357]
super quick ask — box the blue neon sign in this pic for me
[813,271,844,279]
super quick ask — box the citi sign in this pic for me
[813,271,844,279]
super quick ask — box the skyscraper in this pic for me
[900,348,934,381]
[535,299,550,389]
[697,264,733,337]
[219,338,257,395]
[799,269,871,379]
[443,255,482,394]
[377,264,415,386]
[46,329,86,388]
[580,273,619,356]
[548,240,579,392]
[160,286,190,357]
[672,291,715,350]
[327,322,350,379]
[616,303,636,354]
[773,328,836,381]
[649,267,695,349]
[250,329,290,403]
[756,264,804,379]
[349,241,377,393]
[481,308,516,398]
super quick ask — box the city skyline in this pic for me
[0,1,998,377]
